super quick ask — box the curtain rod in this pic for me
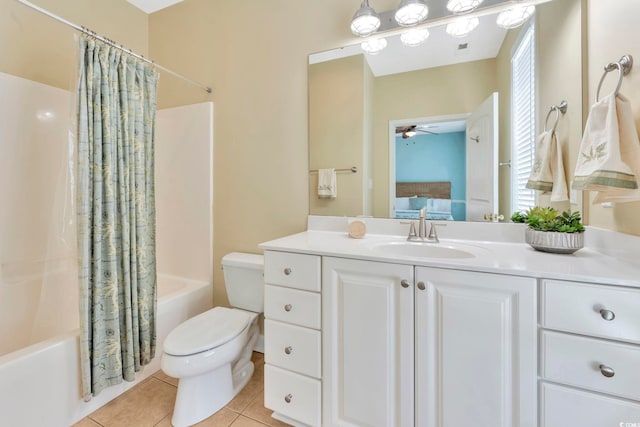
[15,0,213,94]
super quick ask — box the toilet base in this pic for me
[171,363,236,427]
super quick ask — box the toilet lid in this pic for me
[163,307,252,356]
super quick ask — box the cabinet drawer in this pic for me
[265,364,321,427]
[264,251,320,292]
[542,279,640,343]
[542,330,640,400]
[541,382,640,427]
[265,284,320,329]
[265,319,321,378]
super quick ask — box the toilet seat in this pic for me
[164,307,252,356]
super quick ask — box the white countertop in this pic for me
[258,217,640,288]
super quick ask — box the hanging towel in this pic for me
[318,168,337,198]
[573,93,640,203]
[526,130,569,202]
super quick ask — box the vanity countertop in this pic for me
[259,226,640,288]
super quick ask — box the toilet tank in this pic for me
[222,252,264,312]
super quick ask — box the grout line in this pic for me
[87,416,105,426]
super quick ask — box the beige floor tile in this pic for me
[153,369,179,387]
[230,416,269,427]
[90,377,176,427]
[72,418,103,427]
[155,407,239,427]
[242,393,290,427]
[225,378,262,413]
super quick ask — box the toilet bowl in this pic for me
[161,253,264,427]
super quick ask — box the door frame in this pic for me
[388,113,470,218]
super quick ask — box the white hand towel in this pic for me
[317,168,337,199]
[526,130,569,201]
[573,93,640,204]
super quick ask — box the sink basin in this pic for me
[370,241,479,259]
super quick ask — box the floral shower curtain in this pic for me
[76,35,159,400]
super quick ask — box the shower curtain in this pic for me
[76,35,159,400]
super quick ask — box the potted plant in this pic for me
[511,207,585,254]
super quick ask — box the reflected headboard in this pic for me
[396,181,451,199]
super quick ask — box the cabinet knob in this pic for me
[401,280,410,288]
[600,309,616,321]
[284,304,292,312]
[283,267,292,275]
[284,346,293,355]
[417,281,426,291]
[599,364,615,378]
[284,393,293,403]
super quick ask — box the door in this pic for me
[323,257,414,427]
[466,92,499,221]
[415,267,537,427]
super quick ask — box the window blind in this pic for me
[511,23,536,213]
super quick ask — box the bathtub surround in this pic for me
[0,65,212,424]
[76,35,159,399]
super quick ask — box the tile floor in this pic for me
[73,352,289,427]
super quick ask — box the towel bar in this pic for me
[544,100,568,133]
[596,54,633,102]
[309,167,358,173]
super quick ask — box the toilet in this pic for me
[161,252,264,427]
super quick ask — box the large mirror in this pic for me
[308,0,584,221]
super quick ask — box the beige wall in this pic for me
[148,0,362,306]
[371,59,499,217]
[309,55,367,217]
[536,0,583,213]
[1,0,148,90]
[585,0,640,236]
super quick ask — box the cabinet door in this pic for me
[415,267,537,427]
[323,257,414,427]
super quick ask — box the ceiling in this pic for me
[310,0,512,77]
[127,0,183,14]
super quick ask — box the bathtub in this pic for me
[0,274,212,427]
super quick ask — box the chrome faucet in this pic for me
[404,207,447,243]
[418,207,427,239]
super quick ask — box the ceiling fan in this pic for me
[395,125,439,139]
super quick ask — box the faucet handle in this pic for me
[401,221,418,241]
[428,222,447,243]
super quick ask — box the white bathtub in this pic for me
[0,274,212,427]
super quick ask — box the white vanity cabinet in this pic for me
[540,279,640,426]
[263,251,322,427]
[321,258,537,427]
[322,257,415,427]
[415,267,538,427]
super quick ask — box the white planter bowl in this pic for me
[525,228,584,254]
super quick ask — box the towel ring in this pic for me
[595,54,633,102]
[544,100,568,133]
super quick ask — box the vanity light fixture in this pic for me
[361,37,388,55]
[446,0,484,15]
[350,0,381,37]
[394,0,429,27]
[496,3,535,28]
[446,16,480,37]
[400,27,430,47]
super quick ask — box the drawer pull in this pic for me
[600,309,616,321]
[284,304,293,312]
[284,267,292,275]
[417,281,426,291]
[284,393,293,403]
[284,346,293,355]
[401,280,410,288]
[599,364,615,378]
